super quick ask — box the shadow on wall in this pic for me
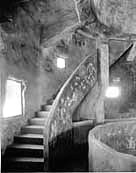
[48,120,94,172]
[49,129,73,171]
[105,48,136,119]
[73,82,99,121]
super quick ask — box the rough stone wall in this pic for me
[88,121,136,172]
[0,0,43,154]
[93,0,136,35]
[109,40,131,65]
[41,37,96,103]
[105,44,136,119]
[0,46,41,155]
[75,0,136,39]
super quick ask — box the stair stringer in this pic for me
[43,52,98,170]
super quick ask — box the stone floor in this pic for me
[58,157,88,172]
[49,143,89,172]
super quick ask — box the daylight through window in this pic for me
[3,78,24,118]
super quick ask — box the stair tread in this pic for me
[15,133,43,138]
[41,105,52,111]
[9,144,44,150]
[46,105,52,109]
[42,104,52,106]
[37,111,49,116]
[23,125,44,128]
[38,111,50,113]
[7,157,44,162]
[46,104,52,107]
[31,118,46,121]
[73,120,94,127]
[21,125,44,134]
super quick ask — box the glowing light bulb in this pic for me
[57,57,65,69]
[105,86,120,98]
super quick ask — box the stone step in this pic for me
[21,125,44,134]
[41,104,52,111]
[37,111,49,118]
[2,157,44,172]
[72,120,94,127]
[14,133,43,145]
[46,105,52,111]
[5,144,44,158]
[46,99,54,105]
[30,117,46,125]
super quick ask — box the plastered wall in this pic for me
[0,55,41,154]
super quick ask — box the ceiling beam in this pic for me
[77,29,136,42]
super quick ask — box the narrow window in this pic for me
[57,57,66,69]
[3,78,25,118]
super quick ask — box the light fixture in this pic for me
[105,86,120,98]
[57,57,66,69]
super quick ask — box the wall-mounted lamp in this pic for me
[105,86,120,98]
[56,57,66,69]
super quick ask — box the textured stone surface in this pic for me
[39,0,78,43]
[95,43,109,123]
[0,56,41,155]
[40,37,96,104]
[93,121,136,154]
[75,0,136,37]
[74,82,99,121]
[109,40,131,65]
[44,53,97,169]
[105,44,136,118]
[1,0,78,45]
[93,0,136,35]
[48,53,97,142]
[88,121,136,172]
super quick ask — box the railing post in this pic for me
[96,39,109,123]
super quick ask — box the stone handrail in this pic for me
[88,120,136,172]
[43,52,97,170]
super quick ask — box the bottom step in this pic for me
[2,157,44,172]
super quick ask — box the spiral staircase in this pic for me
[2,53,97,172]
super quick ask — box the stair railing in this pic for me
[43,52,97,170]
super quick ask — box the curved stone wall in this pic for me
[88,121,136,172]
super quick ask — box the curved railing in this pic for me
[43,52,97,170]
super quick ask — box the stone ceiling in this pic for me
[1,0,136,41]
[76,0,136,38]
[0,0,136,68]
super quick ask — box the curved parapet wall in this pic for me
[88,120,136,172]
[43,52,97,170]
